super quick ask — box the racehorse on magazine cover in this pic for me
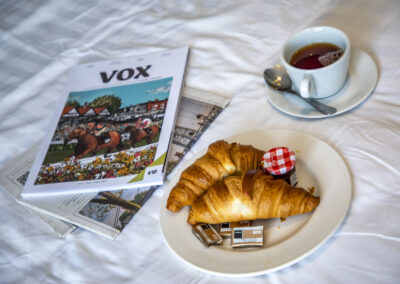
[64,127,121,159]
[122,124,160,148]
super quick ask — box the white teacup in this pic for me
[280,26,350,99]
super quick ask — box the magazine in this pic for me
[0,90,230,239]
[21,47,190,197]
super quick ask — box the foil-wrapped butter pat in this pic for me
[192,224,223,247]
[231,226,264,248]
[218,221,252,238]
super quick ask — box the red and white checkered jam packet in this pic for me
[261,147,296,175]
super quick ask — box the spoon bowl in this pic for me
[264,68,337,115]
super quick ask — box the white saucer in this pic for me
[265,48,378,119]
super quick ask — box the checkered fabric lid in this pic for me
[261,147,296,175]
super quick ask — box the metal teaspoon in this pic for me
[263,68,337,115]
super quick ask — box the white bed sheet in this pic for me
[0,0,399,283]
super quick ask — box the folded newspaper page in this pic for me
[22,47,190,197]
[0,150,75,238]
[0,90,230,239]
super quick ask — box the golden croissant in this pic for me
[166,140,264,212]
[187,170,320,224]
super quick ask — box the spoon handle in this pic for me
[285,89,337,115]
[303,98,337,115]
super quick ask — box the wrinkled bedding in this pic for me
[0,0,399,283]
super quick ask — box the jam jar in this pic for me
[261,147,298,186]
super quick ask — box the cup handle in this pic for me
[300,74,314,98]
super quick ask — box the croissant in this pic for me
[187,170,320,224]
[166,140,264,212]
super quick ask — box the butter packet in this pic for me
[231,226,264,248]
[218,221,252,238]
[192,224,223,248]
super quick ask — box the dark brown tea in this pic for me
[290,42,343,69]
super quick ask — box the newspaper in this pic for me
[22,47,189,197]
[0,90,230,239]
[0,149,76,237]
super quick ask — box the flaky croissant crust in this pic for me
[166,140,264,212]
[187,170,320,224]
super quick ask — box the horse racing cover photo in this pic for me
[33,77,174,192]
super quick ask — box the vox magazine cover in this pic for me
[22,47,190,197]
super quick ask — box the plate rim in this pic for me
[159,129,352,276]
[265,48,378,119]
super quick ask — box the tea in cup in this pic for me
[280,26,350,99]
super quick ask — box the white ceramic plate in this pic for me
[159,129,352,277]
[265,48,378,118]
